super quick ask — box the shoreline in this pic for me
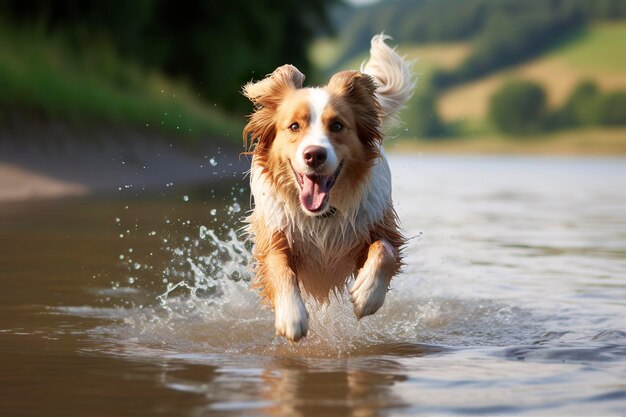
[385,127,626,156]
[0,127,248,203]
[2,126,626,204]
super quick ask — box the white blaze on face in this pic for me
[294,88,338,174]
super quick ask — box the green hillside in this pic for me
[439,23,626,123]
[0,24,242,144]
[555,23,626,71]
[311,18,626,143]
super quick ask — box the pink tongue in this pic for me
[300,175,329,212]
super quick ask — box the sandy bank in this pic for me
[0,126,248,203]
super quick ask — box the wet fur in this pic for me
[242,34,414,341]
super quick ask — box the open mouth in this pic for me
[290,160,344,213]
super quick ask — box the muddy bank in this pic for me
[0,124,248,202]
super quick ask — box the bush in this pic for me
[559,80,602,126]
[599,91,626,125]
[552,80,626,128]
[489,80,547,135]
[409,89,445,138]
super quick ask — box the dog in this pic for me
[242,34,414,342]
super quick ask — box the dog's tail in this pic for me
[361,33,416,126]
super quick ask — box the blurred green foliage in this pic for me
[405,87,444,138]
[0,0,338,121]
[489,80,547,135]
[332,0,626,88]
[0,23,242,142]
[552,81,626,128]
[324,0,626,140]
[600,92,626,125]
[491,79,626,135]
[554,81,603,127]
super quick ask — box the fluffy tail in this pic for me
[361,33,416,125]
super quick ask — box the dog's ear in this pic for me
[328,71,382,146]
[243,65,305,153]
[243,64,305,109]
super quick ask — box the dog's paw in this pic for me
[274,289,308,342]
[350,267,389,320]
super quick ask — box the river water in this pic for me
[1,154,625,416]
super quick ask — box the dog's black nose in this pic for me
[303,146,327,168]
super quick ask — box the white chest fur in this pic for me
[249,151,392,250]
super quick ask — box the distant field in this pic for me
[438,23,626,121]
[309,37,468,80]
[556,23,626,71]
[387,127,626,156]
[399,42,470,71]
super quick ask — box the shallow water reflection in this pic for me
[1,155,626,416]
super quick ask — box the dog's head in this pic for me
[243,65,382,216]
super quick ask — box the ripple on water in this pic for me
[50,218,549,360]
[55,276,545,360]
[30,156,626,416]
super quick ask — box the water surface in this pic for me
[1,155,626,416]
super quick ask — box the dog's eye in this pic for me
[330,121,343,132]
[289,122,300,132]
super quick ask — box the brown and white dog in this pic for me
[242,34,414,342]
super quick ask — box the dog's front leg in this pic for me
[350,240,398,319]
[263,251,308,342]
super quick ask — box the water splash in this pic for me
[106,185,546,358]
[107,215,545,359]
[156,226,251,315]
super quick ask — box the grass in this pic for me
[0,24,242,144]
[438,23,626,121]
[554,23,626,71]
[386,127,626,156]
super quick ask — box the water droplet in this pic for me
[210,209,217,216]
[128,277,135,284]
[229,203,241,213]
[183,195,189,202]
[209,158,217,167]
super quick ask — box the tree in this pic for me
[599,91,626,125]
[0,0,339,112]
[489,80,547,135]
[409,88,444,138]
[558,80,602,126]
